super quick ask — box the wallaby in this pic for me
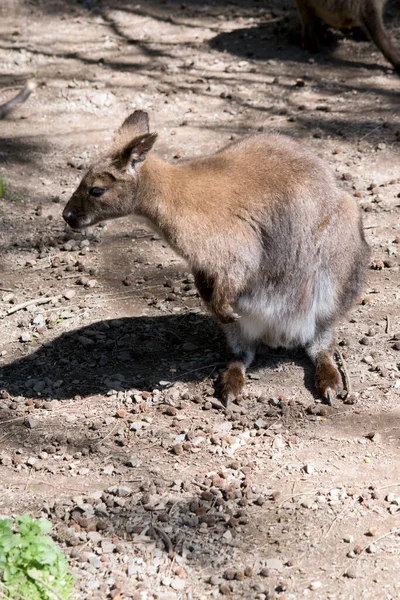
[294,0,400,71]
[63,111,370,406]
[0,80,36,119]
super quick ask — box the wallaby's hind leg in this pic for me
[307,327,342,406]
[221,322,256,406]
[295,0,320,51]
[361,1,400,71]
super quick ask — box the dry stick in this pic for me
[150,524,174,555]
[335,348,352,397]
[24,467,33,492]
[323,502,353,539]
[342,527,400,577]
[278,489,320,509]
[386,314,391,335]
[0,80,36,119]
[377,482,400,491]
[3,294,61,317]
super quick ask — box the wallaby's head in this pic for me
[63,110,157,229]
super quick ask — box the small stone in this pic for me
[170,578,185,591]
[101,540,116,553]
[366,544,377,554]
[64,289,76,300]
[172,443,183,455]
[219,583,232,595]
[20,332,31,343]
[265,558,283,572]
[259,568,270,577]
[24,416,39,429]
[343,535,354,543]
[43,400,59,411]
[367,527,378,536]
[223,569,236,581]
[304,464,315,474]
[164,406,177,416]
[344,568,357,579]
[359,337,370,346]
[310,581,322,591]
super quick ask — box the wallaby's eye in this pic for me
[89,186,108,198]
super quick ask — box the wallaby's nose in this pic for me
[63,207,80,229]
[63,209,72,223]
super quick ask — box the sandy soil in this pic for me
[0,1,400,599]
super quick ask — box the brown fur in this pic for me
[294,0,400,71]
[63,111,370,405]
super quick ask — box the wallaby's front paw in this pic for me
[213,303,240,324]
[221,362,245,406]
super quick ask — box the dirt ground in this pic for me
[0,0,400,598]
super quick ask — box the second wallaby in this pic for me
[63,111,370,406]
[294,0,400,71]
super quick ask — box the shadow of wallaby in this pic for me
[209,19,395,72]
[0,313,316,402]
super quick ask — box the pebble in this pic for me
[265,558,283,572]
[304,464,315,475]
[101,540,116,554]
[309,581,322,590]
[343,535,354,543]
[170,578,185,591]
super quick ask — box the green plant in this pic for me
[0,515,74,600]
[0,176,7,198]
[0,176,22,202]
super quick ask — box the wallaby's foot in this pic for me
[315,352,342,406]
[303,31,320,52]
[221,361,246,406]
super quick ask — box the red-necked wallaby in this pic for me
[0,80,36,119]
[63,111,370,406]
[294,0,400,71]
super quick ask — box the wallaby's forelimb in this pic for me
[0,80,36,119]
[295,0,320,51]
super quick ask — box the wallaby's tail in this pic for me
[361,5,400,72]
[0,80,36,119]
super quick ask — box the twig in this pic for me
[0,287,16,293]
[149,524,174,556]
[3,294,61,317]
[385,314,391,335]
[342,527,400,577]
[377,482,400,491]
[335,348,352,397]
[191,480,209,491]
[24,467,33,492]
[358,124,383,142]
[279,489,319,509]
[0,80,36,119]
[323,503,351,539]
[27,574,65,600]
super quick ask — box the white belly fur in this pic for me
[236,271,335,348]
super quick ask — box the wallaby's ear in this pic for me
[113,132,158,173]
[120,110,149,137]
